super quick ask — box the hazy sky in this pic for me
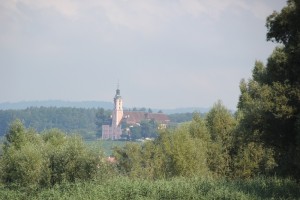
[0,0,286,110]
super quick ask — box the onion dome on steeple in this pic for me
[115,81,121,98]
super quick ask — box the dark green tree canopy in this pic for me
[266,0,300,85]
[238,0,300,177]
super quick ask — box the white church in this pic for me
[101,88,123,140]
[102,87,170,140]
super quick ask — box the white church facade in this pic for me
[101,88,123,140]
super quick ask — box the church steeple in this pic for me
[112,85,123,126]
[102,85,123,140]
[115,88,121,97]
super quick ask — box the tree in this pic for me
[4,119,27,150]
[205,101,236,177]
[233,142,276,179]
[266,0,300,85]
[189,112,210,141]
[156,127,209,178]
[0,120,103,189]
[238,0,300,177]
[0,107,108,139]
[95,108,111,137]
[140,120,158,138]
[1,120,46,188]
[114,120,210,179]
[168,112,194,123]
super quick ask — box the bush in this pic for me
[0,120,105,189]
[114,121,210,179]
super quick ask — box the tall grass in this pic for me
[1,176,299,200]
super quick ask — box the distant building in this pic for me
[102,88,123,140]
[102,87,170,140]
[123,111,169,129]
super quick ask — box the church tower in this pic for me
[112,87,123,127]
[102,86,123,140]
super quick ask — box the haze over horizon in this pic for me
[1,0,286,110]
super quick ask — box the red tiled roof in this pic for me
[123,111,169,125]
[147,113,170,123]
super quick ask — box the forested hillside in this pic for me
[0,107,195,140]
[0,100,113,110]
[0,107,111,139]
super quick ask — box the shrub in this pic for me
[0,120,103,189]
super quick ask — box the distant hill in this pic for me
[0,101,210,139]
[159,107,210,114]
[0,100,210,114]
[0,100,114,110]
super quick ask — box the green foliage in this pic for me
[206,100,236,144]
[252,60,267,83]
[0,121,46,189]
[129,126,142,139]
[4,119,27,150]
[233,142,276,179]
[1,176,300,200]
[0,107,110,139]
[140,119,158,138]
[43,131,99,185]
[114,115,210,179]
[266,0,300,86]
[95,108,111,137]
[1,141,45,188]
[168,112,195,123]
[157,127,209,178]
[85,140,130,156]
[189,112,210,140]
[0,120,106,189]
[237,0,300,178]
[128,119,159,140]
[205,101,236,177]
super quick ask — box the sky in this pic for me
[0,0,287,110]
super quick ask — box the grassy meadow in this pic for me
[1,176,299,200]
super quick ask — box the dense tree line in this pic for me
[0,107,194,140]
[168,112,195,123]
[0,107,111,140]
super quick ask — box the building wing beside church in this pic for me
[123,111,169,127]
